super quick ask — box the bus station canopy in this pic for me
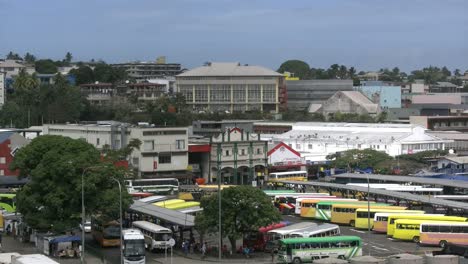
[130,200,195,227]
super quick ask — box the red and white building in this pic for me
[0,132,29,179]
[267,142,306,172]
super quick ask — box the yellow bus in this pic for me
[387,215,467,237]
[153,199,185,208]
[331,204,406,226]
[354,209,424,230]
[299,199,358,219]
[373,212,429,233]
[392,219,464,243]
[268,171,307,182]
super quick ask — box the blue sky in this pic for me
[1,0,467,72]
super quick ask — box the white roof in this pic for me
[178,62,282,77]
[122,229,144,240]
[441,156,468,164]
[0,60,25,68]
[132,221,171,233]
[267,222,317,235]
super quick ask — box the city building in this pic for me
[319,91,380,116]
[428,131,468,155]
[429,82,461,93]
[191,120,255,137]
[269,122,451,163]
[437,156,468,173]
[267,142,305,172]
[80,82,167,105]
[0,71,5,107]
[410,116,468,132]
[355,85,401,109]
[209,128,268,184]
[253,121,294,135]
[285,80,353,111]
[176,62,285,113]
[0,132,29,177]
[42,121,189,179]
[111,57,183,82]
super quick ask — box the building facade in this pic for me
[191,120,255,137]
[0,132,29,177]
[320,91,380,116]
[111,57,182,82]
[80,82,167,105]
[0,71,5,107]
[176,62,285,113]
[42,122,189,178]
[210,128,268,185]
[269,122,451,163]
[285,80,353,111]
[355,85,401,109]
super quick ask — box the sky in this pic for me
[1,0,467,72]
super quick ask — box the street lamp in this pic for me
[111,178,124,264]
[366,174,371,256]
[81,165,107,264]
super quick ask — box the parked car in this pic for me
[79,221,91,233]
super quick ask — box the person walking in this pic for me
[201,242,208,260]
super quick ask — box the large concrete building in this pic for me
[285,80,353,111]
[42,121,189,179]
[112,57,183,82]
[176,62,285,113]
[269,122,451,163]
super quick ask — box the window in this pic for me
[308,144,313,149]
[257,148,261,154]
[225,150,230,156]
[0,170,4,176]
[144,140,154,151]
[114,140,121,149]
[176,140,185,150]
[158,154,171,164]
[0,157,5,164]
[241,149,245,155]
[96,138,100,146]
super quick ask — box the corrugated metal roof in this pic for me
[130,200,194,227]
[177,62,282,77]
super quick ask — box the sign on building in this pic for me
[268,142,305,167]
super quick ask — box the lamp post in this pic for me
[111,178,124,264]
[366,174,371,256]
[80,165,104,264]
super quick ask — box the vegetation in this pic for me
[10,135,132,232]
[195,186,281,250]
[327,149,393,171]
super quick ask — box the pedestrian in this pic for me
[201,242,207,259]
[183,240,189,256]
[271,249,275,263]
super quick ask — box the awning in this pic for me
[50,235,81,243]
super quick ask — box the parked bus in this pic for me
[299,199,359,220]
[153,199,185,208]
[315,201,386,221]
[164,201,200,210]
[277,236,362,263]
[132,221,172,251]
[373,212,434,233]
[331,204,406,226]
[125,178,179,195]
[264,190,297,196]
[265,222,317,252]
[420,222,468,248]
[122,229,146,264]
[268,171,307,182]
[393,219,463,243]
[0,193,16,213]
[354,209,425,230]
[294,196,339,215]
[92,219,121,247]
[387,215,467,237]
[289,223,340,238]
[243,222,289,251]
[274,194,330,215]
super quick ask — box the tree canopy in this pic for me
[277,60,310,79]
[327,149,393,171]
[196,186,281,250]
[35,59,58,74]
[10,135,132,232]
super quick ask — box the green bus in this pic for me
[0,194,16,213]
[277,236,362,263]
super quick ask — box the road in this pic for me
[282,215,436,258]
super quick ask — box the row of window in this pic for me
[333,208,357,213]
[178,84,276,102]
[284,240,359,250]
[421,225,468,233]
[224,148,262,156]
[143,140,185,151]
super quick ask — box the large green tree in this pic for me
[10,135,132,232]
[35,59,58,74]
[327,149,393,171]
[277,60,310,79]
[196,186,281,250]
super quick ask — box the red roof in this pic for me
[229,127,242,134]
[267,142,301,157]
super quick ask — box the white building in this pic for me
[0,60,35,79]
[0,71,5,107]
[42,121,189,178]
[269,122,452,163]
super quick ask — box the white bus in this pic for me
[265,222,318,251]
[268,171,308,182]
[289,223,340,238]
[125,178,179,195]
[132,221,172,251]
[122,229,146,264]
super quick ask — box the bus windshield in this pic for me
[124,239,145,257]
[104,225,121,239]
